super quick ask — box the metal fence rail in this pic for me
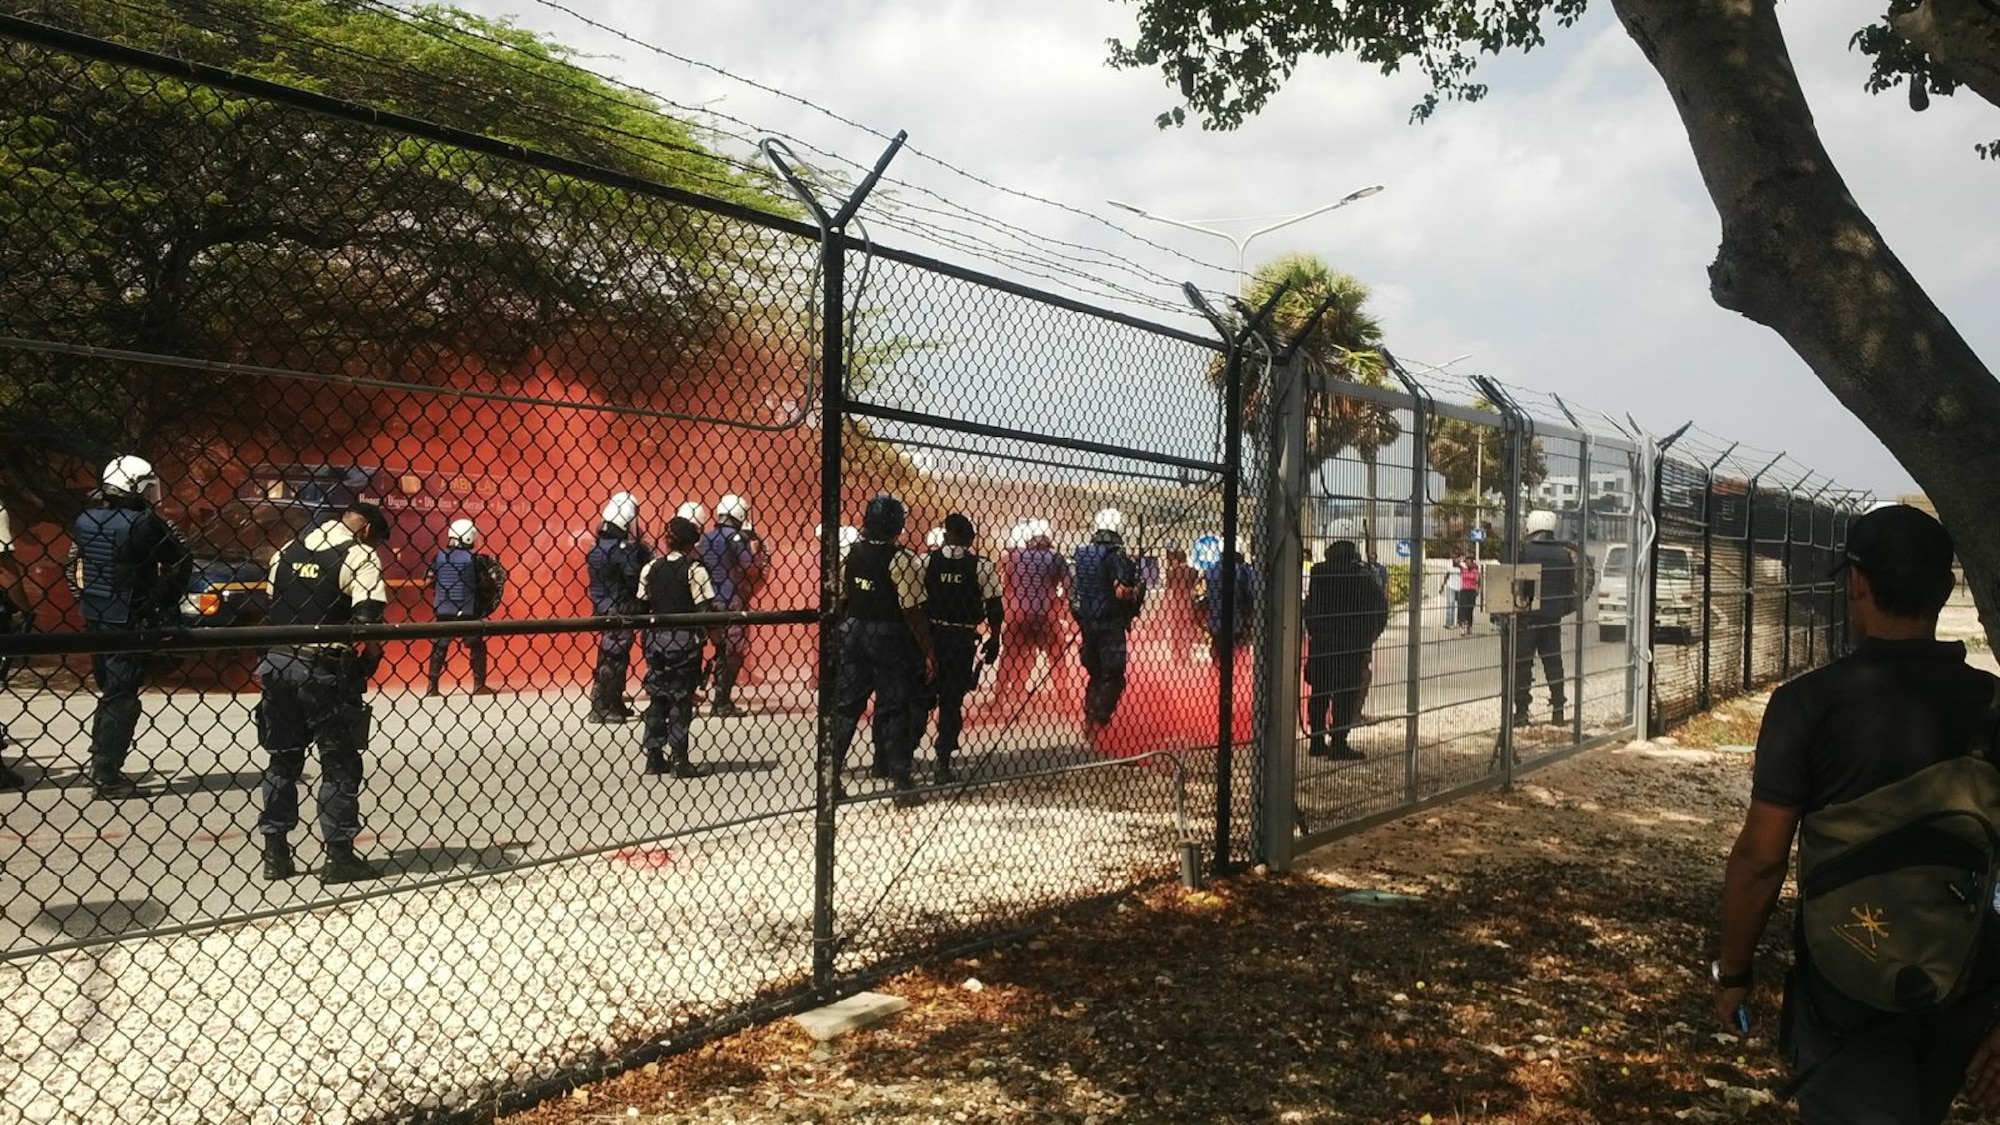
[0,13,1861,1125]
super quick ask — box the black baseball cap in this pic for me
[345,502,391,544]
[1833,504,1953,579]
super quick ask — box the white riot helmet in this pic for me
[926,527,946,549]
[715,494,749,525]
[602,492,639,531]
[1094,508,1124,535]
[1007,522,1031,548]
[102,455,161,502]
[1525,509,1560,537]
[1328,517,1360,541]
[676,501,708,525]
[447,518,478,548]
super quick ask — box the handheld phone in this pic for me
[1732,1004,1751,1035]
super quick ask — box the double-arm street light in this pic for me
[1106,184,1386,289]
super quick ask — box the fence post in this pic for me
[1780,487,1796,677]
[1472,377,1526,785]
[1640,423,1689,737]
[1256,354,1307,871]
[762,132,904,997]
[1741,455,1783,690]
[1696,445,1733,713]
[1553,395,1590,747]
[1183,283,1287,878]
[1386,354,1432,803]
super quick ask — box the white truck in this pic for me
[1596,543,1713,643]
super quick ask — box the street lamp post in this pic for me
[1106,185,1385,291]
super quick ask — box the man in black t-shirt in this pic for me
[1713,504,2000,1123]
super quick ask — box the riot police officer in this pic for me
[636,516,716,778]
[586,493,651,724]
[1515,509,1583,726]
[924,513,1002,785]
[67,455,191,800]
[425,517,497,696]
[832,494,934,807]
[1204,537,1260,664]
[697,493,763,717]
[254,503,392,884]
[1304,540,1389,760]
[1070,508,1144,747]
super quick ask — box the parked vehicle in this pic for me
[180,499,325,627]
[1596,543,1715,643]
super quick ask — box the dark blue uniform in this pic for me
[640,553,713,774]
[1204,558,1260,661]
[426,547,488,693]
[1515,535,1581,722]
[70,501,191,787]
[1304,556,1390,757]
[696,523,756,712]
[832,540,925,785]
[256,535,374,846]
[924,548,999,779]
[1070,531,1144,730]
[586,526,650,720]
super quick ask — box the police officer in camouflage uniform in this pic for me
[636,516,715,779]
[586,493,650,724]
[924,513,1002,785]
[254,503,392,885]
[832,495,934,807]
[67,455,191,800]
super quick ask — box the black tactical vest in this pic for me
[844,541,903,623]
[647,555,698,615]
[925,550,984,626]
[269,539,353,627]
[72,506,144,624]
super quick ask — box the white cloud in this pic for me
[458,0,1995,498]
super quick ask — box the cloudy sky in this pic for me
[458,0,1995,498]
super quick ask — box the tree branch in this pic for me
[1894,0,2000,109]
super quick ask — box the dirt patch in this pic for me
[492,715,1821,1125]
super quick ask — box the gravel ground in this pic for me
[0,775,1187,1125]
[492,717,1849,1125]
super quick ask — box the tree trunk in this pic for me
[1610,0,2000,650]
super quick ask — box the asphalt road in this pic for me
[0,609,1640,955]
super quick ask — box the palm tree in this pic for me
[1218,254,1401,555]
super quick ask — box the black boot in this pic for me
[0,759,24,791]
[670,755,709,779]
[934,755,957,786]
[709,699,746,719]
[320,842,383,885]
[1552,703,1567,727]
[260,835,296,881]
[90,768,141,800]
[892,775,925,808]
[643,749,669,776]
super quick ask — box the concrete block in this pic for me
[791,991,909,1042]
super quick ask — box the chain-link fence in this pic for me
[0,11,1862,1124]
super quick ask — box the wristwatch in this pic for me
[1710,959,1753,989]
